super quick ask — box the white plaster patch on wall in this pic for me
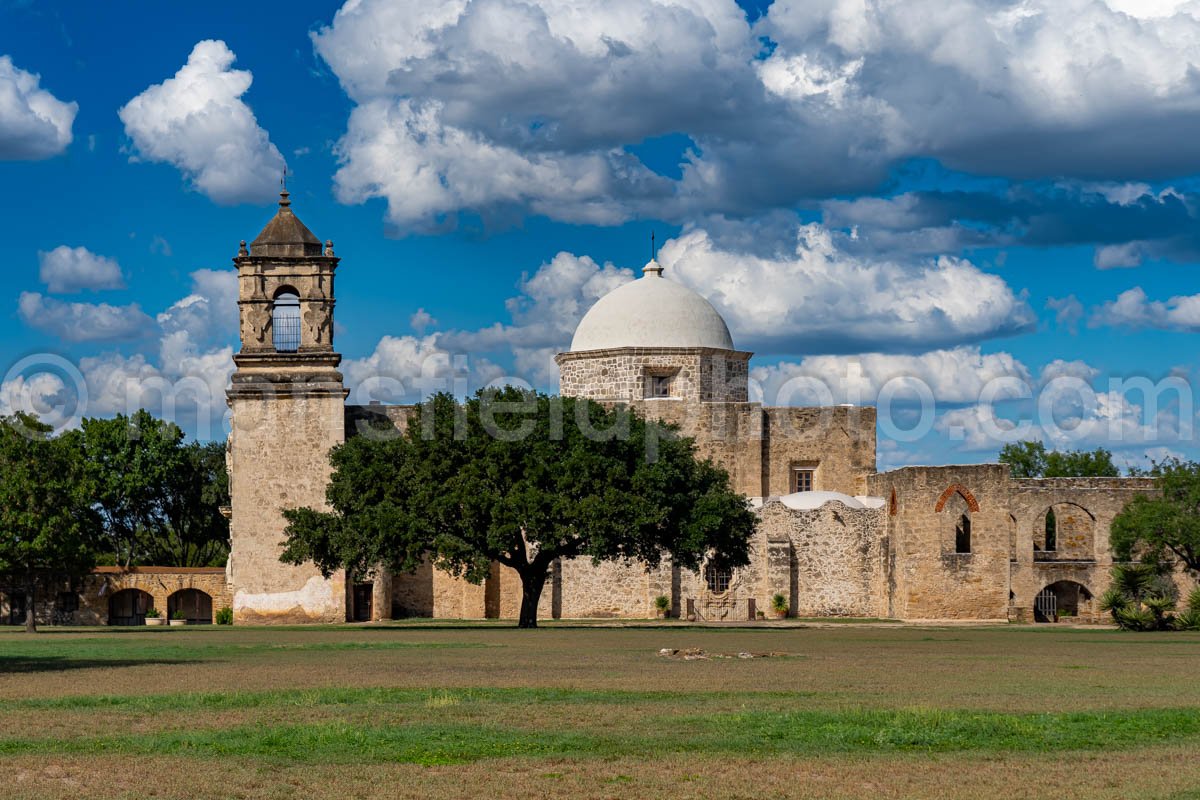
[234,575,337,613]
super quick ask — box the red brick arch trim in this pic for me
[935,484,980,513]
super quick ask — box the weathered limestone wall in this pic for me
[870,465,1011,620]
[557,558,668,618]
[390,558,555,619]
[633,400,766,496]
[557,348,750,403]
[228,394,347,623]
[762,406,877,497]
[1,568,231,626]
[1006,477,1156,621]
[81,568,232,624]
[757,501,886,617]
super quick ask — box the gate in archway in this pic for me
[1035,587,1058,622]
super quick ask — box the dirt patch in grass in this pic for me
[7,747,1200,800]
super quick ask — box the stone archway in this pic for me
[168,589,213,624]
[1034,580,1093,623]
[108,589,154,626]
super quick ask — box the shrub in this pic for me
[215,606,233,625]
[653,595,670,615]
[144,608,160,618]
[771,593,788,615]
[1103,565,1177,631]
[171,609,187,620]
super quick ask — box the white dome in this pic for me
[570,262,735,352]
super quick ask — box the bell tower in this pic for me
[226,190,348,624]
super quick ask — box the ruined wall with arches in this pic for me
[1006,477,1156,622]
[868,465,1012,620]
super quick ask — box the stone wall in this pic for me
[1,568,231,626]
[227,393,347,624]
[756,500,886,617]
[762,406,877,497]
[557,347,750,403]
[1005,477,1156,622]
[869,465,1012,620]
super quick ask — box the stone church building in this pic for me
[1,196,1166,627]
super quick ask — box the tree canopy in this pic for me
[282,389,758,628]
[0,414,102,632]
[80,410,229,568]
[1111,458,1200,573]
[999,440,1119,478]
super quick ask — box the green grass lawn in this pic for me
[2,622,1200,799]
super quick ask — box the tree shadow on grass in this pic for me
[0,655,194,674]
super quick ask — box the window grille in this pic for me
[273,294,301,352]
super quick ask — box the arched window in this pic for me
[1044,508,1057,552]
[955,514,971,554]
[272,289,301,352]
[704,563,732,593]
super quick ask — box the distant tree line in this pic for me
[0,410,229,632]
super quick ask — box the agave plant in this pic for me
[1104,565,1178,631]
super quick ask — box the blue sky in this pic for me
[2,0,1199,469]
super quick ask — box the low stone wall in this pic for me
[1,567,232,626]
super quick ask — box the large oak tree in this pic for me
[282,389,757,627]
[80,410,230,568]
[0,414,101,632]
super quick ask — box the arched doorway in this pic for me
[108,589,153,626]
[167,589,213,624]
[1034,581,1093,622]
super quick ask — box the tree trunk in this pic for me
[24,577,36,634]
[517,568,547,629]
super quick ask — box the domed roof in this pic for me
[569,260,735,352]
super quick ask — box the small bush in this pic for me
[771,593,788,615]
[215,607,233,625]
[144,608,160,619]
[171,609,187,620]
[1175,608,1200,631]
[653,595,670,613]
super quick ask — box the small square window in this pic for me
[646,373,673,398]
[791,468,814,493]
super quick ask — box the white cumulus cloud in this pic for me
[38,246,125,294]
[1090,287,1200,332]
[662,223,1035,354]
[311,0,1200,231]
[118,40,285,205]
[0,55,76,160]
[17,292,154,343]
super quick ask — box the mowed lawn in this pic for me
[2,622,1200,800]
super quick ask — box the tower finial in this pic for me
[643,230,664,277]
[278,166,291,208]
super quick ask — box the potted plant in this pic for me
[144,608,164,626]
[169,609,188,627]
[215,606,233,625]
[653,595,670,619]
[771,593,789,619]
